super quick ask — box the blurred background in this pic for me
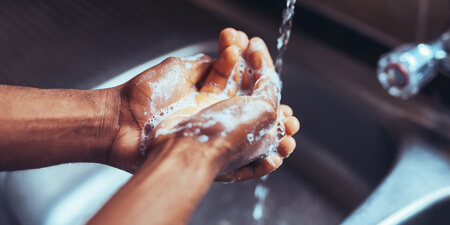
[0,0,450,224]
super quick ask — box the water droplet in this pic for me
[198,135,209,143]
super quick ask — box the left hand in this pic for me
[105,55,215,172]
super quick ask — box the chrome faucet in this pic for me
[377,30,450,99]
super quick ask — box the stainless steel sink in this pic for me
[1,0,449,225]
[403,198,450,225]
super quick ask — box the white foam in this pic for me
[247,133,254,144]
[203,119,217,128]
[139,48,285,158]
[266,144,278,157]
[180,53,205,61]
[139,90,198,155]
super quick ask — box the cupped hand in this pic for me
[143,28,300,181]
[107,54,215,172]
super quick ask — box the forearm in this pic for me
[0,85,120,171]
[88,138,223,225]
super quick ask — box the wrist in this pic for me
[92,87,122,164]
[141,136,231,177]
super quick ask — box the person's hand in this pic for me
[106,54,215,172]
[142,28,300,181]
[89,28,299,225]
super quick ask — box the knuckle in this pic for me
[164,57,181,64]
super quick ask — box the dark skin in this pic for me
[0,28,300,225]
[109,28,299,179]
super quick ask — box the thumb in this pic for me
[180,54,215,84]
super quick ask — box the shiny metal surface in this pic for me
[0,0,449,225]
[377,31,450,99]
[342,139,450,225]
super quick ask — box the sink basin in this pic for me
[403,198,450,225]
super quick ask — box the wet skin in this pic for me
[90,28,300,225]
[0,27,299,225]
[111,28,300,181]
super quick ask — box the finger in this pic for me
[246,38,276,91]
[200,45,240,95]
[253,154,283,177]
[281,104,293,117]
[246,37,274,69]
[215,170,235,182]
[195,92,221,109]
[252,75,280,110]
[182,54,215,84]
[215,154,283,182]
[219,28,249,54]
[284,116,300,136]
[277,136,296,158]
[246,38,280,108]
[239,50,264,91]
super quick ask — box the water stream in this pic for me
[252,1,297,224]
[274,0,297,75]
[252,175,270,225]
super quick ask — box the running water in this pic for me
[252,1,297,224]
[274,0,297,75]
[252,175,270,225]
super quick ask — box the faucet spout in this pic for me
[377,31,450,99]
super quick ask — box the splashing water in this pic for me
[275,0,297,75]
